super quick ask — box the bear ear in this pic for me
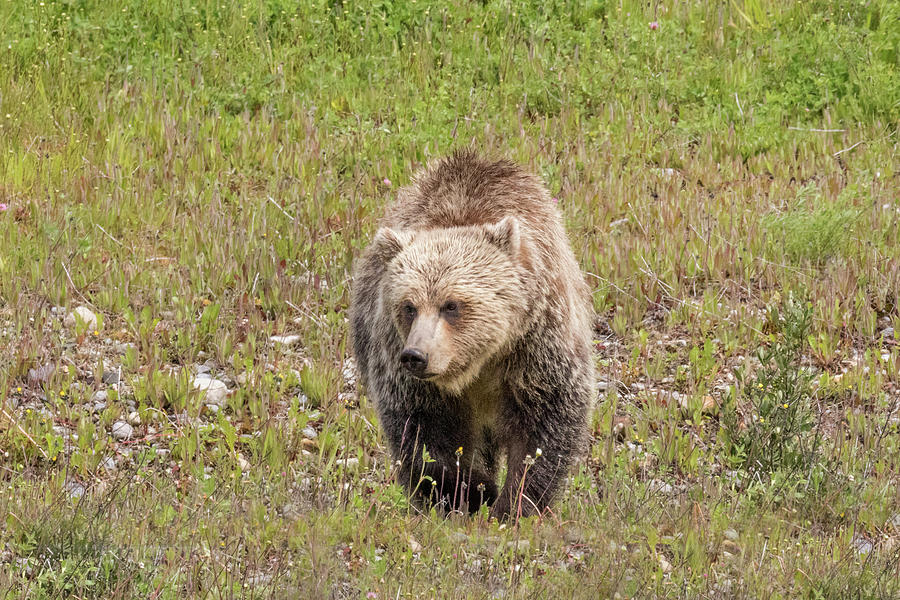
[483,216,521,259]
[370,227,412,263]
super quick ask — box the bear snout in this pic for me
[399,347,429,377]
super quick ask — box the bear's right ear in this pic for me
[370,227,412,264]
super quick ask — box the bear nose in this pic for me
[399,348,428,376]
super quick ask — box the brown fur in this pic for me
[350,150,595,518]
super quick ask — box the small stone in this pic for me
[408,536,423,553]
[205,403,220,414]
[271,334,302,346]
[337,457,359,469]
[611,416,632,441]
[852,535,874,556]
[506,539,530,552]
[195,364,211,375]
[102,370,120,385]
[721,540,741,556]
[113,342,136,355]
[237,454,251,471]
[302,426,318,439]
[65,480,85,499]
[100,456,117,471]
[111,421,134,440]
[27,363,55,384]
[880,327,894,340]
[723,528,739,542]
[648,479,674,495]
[127,411,141,426]
[193,378,229,406]
[301,438,318,452]
[64,306,98,330]
[658,555,673,573]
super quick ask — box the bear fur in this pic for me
[350,150,595,519]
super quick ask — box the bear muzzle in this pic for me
[399,347,429,377]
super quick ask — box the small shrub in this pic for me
[723,294,821,477]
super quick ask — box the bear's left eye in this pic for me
[441,301,460,316]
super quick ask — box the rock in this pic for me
[100,456,117,471]
[193,378,229,406]
[127,411,141,426]
[658,554,673,573]
[721,540,741,558]
[337,457,359,469]
[195,364,211,375]
[652,168,680,178]
[204,403,220,414]
[677,393,718,414]
[112,342,136,355]
[27,363,55,384]
[301,438,318,452]
[723,528,739,542]
[102,370,120,385]
[880,327,894,340]
[271,334,303,346]
[64,306,98,330]
[65,480,85,499]
[111,421,134,440]
[648,479,674,495]
[852,535,873,556]
[507,539,530,552]
[237,454,251,471]
[611,416,632,441]
[302,426,318,439]
[408,536,423,553]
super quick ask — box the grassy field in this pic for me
[1,0,899,597]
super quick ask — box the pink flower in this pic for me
[551,197,559,204]
[366,593,377,599]
[0,203,8,211]
[649,21,659,30]
[383,178,391,187]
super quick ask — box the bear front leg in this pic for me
[492,433,574,520]
[380,404,498,514]
[491,369,591,520]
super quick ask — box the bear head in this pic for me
[372,217,527,395]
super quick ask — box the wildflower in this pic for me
[0,203,7,211]
[649,21,659,30]
[383,178,391,187]
[455,446,463,457]
[783,403,788,408]
[367,593,377,599]
[551,197,559,204]
[535,447,543,458]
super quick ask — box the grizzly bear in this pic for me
[350,150,595,519]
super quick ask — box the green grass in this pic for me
[1,0,899,597]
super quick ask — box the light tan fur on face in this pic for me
[383,223,525,394]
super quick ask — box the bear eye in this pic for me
[441,300,460,316]
[401,302,417,318]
